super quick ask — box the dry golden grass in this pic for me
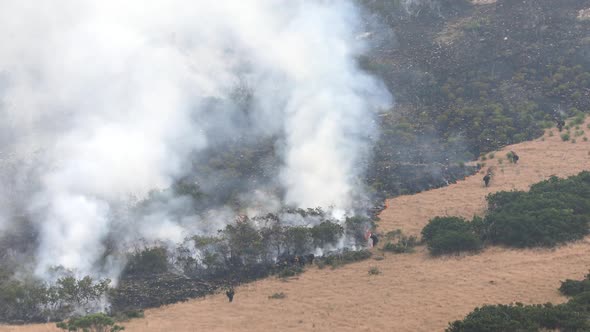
[3,119,590,332]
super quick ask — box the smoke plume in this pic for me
[0,1,391,278]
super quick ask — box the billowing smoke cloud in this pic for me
[0,1,390,278]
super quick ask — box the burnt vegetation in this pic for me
[0,209,375,322]
[362,0,590,196]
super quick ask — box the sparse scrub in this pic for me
[368,267,381,275]
[506,151,518,163]
[276,265,303,279]
[113,310,144,322]
[561,132,571,141]
[316,250,372,269]
[382,229,418,254]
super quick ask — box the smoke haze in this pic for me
[0,1,391,279]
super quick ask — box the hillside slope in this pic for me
[3,120,590,332]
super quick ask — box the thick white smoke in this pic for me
[0,1,390,278]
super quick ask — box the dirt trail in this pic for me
[3,121,590,332]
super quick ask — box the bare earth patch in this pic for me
[2,119,590,332]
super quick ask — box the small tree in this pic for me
[123,247,169,276]
[344,216,373,244]
[283,227,312,255]
[223,220,264,266]
[310,221,344,248]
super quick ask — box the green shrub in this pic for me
[446,303,540,332]
[506,151,517,163]
[268,292,286,299]
[561,132,571,141]
[422,217,481,256]
[368,267,381,275]
[428,231,482,256]
[421,217,472,243]
[560,273,590,296]
[483,208,587,247]
[57,313,124,332]
[479,172,590,247]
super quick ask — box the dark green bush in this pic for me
[447,302,590,332]
[446,303,539,332]
[560,273,590,297]
[484,208,587,247]
[421,217,473,243]
[480,172,590,247]
[449,272,590,332]
[422,217,481,255]
[427,231,482,256]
